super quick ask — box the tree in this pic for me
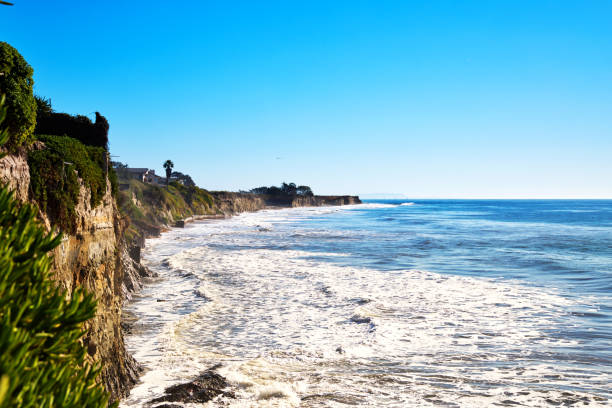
[171,171,195,187]
[297,185,313,196]
[34,103,110,150]
[281,182,297,195]
[35,95,52,118]
[163,159,174,187]
[0,42,36,150]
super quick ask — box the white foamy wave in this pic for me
[121,207,610,407]
[354,203,397,209]
[400,201,415,206]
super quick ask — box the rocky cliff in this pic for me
[290,195,361,207]
[49,178,140,400]
[210,191,266,214]
[259,193,362,207]
[0,151,138,401]
[0,150,29,202]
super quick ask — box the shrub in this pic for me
[0,42,36,150]
[0,189,111,407]
[28,135,108,233]
[249,182,314,196]
[34,107,110,150]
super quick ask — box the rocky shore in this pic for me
[120,192,361,404]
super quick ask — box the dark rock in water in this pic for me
[121,310,138,335]
[335,346,345,354]
[319,285,333,296]
[128,244,141,263]
[152,404,183,408]
[350,314,372,324]
[150,368,234,405]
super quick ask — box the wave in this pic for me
[122,204,611,407]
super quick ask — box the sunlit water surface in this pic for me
[121,200,612,407]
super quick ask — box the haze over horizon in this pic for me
[3,1,611,198]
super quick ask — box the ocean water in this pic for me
[121,200,612,407]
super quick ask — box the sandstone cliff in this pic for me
[0,152,138,401]
[49,179,139,400]
[210,191,266,214]
[258,193,362,207]
[0,150,29,201]
[290,195,361,207]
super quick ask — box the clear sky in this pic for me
[2,1,611,198]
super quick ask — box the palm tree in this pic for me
[163,159,174,187]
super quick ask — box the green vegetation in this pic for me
[34,97,110,150]
[171,171,195,187]
[250,182,313,197]
[116,178,214,243]
[163,159,174,187]
[0,100,111,408]
[0,42,36,150]
[28,135,108,234]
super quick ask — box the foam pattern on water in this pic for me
[121,206,611,407]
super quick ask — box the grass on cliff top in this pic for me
[117,178,215,243]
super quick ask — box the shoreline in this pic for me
[120,201,363,404]
[120,201,612,407]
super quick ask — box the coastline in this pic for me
[121,200,612,407]
[120,200,362,404]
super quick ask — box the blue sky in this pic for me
[2,1,611,197]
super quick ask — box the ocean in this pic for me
[121,200,612,407]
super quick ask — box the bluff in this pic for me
[0,148,139,400]
[255,193,361,207]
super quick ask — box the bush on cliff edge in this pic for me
[0,42,37,150]
[28,134,108,234]
[0,101,111,407]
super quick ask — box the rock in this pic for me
[150,369,234,405]
[0,151,30,202]
[128,244,141,263]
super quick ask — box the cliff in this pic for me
[0,150,139,401]
[210,191,266,214]
[47,178,139,399]
[256,193,362,207]
[290,195,361,207]
[0,150,29,201]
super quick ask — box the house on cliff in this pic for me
[122,168,165,185]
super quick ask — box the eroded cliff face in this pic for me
[48,178,139,400]
[211,191,266,214]
[290,195,362,207]
[0,150,29,201]
[0,152,138,401]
